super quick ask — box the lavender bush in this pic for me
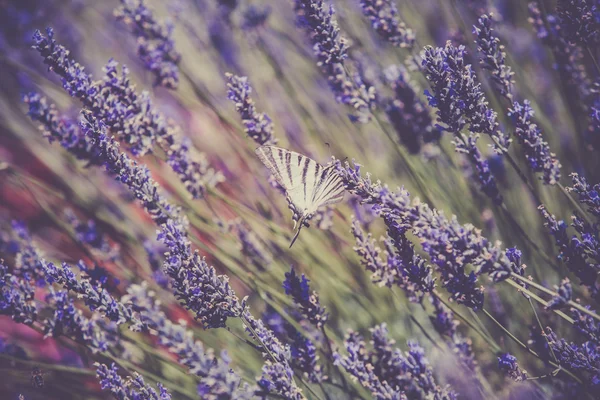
[1,0,600,399]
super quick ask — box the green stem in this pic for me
[510,272,600,322]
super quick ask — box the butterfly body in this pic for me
[255,145,345,247]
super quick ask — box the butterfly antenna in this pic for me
[289,218,304,248]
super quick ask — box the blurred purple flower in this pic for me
[546,278,573,310]
[0,261,37,324]
[226,73,277,146]
[430,296,477,371]
[383,65,439,154]
[96,363,172,399]
[508,100,561,185]
[528,4,591,102]
[283,267,328,328]
[114,0,181,89]
[294,0,375,122]
[498,353,528,382]
[473,14,514,100]
[64,209,120,260]
[359,0,415,48]
[241,5,271,30]
[557,0,600,45]
[44,289,111,352]
[234,221,273,270]
[24,93,102,165]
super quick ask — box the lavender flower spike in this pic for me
[359,0,415,48]
[294,0,374,122]
[508,100,561,185]
[422,41,511,152]
[226,73,277,146]
[115,0,181,89]
[568,173,600,219]
[497,353,528,382]
[96,363,172,400]
[283,267,328,328]
[473,14,514,101]
[0,261,37,324]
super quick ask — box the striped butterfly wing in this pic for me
[307,166,345,213]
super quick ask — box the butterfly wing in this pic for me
[307,166,345,214]
[255,145,322,213]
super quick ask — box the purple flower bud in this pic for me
[546,278,573,310]
[283,267,328,328]
[226,73,277,146]
[508,100,561,185]
[359,0,415,48]
[497,353,528,382]
[473,14,514,100]
[96,363,172,399]
[114,0,181,89]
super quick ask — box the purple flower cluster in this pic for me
[556,0,600,45]
[226,73,277,146]
[568,173,600,219]
[421,42,504,204]
[358,0,415,48]
[383,65,439,154]
[497,353,528,382]
[336,160,521,309]
[0,261,37,324]
[123,284,255,398]
[545,328,600,387]
[79,114,243,328]
[539,205,600,299]
[96,363,172,400]
[31,28,222,198]
[473,14,514,101]
[114,0,181,89]
[233,221,273,270]
[44,289,112,353]
[65,209,120,260]
[294,0,375,122]
[508,100,561,185]
[23,93,102,165]
[351,217,435,303]
[44,261,135,325]
[422,41,511,152]
[243,311,303,399]
[335,324,457,399]
[546,278,573,310]
[283,267,328,328]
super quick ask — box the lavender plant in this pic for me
[2,1,600,399]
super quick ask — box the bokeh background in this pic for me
[1,0,599,399]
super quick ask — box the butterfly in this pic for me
[255,145,345,247]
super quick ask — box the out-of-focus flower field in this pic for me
[1,0,600,398]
